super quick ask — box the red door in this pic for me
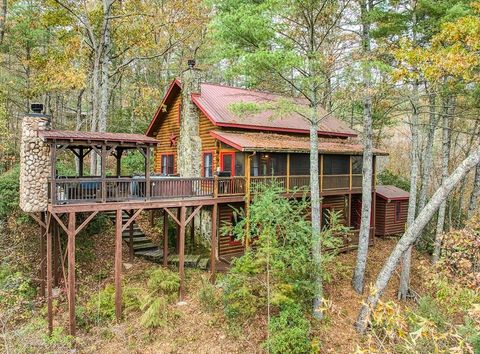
[220,152,235,176]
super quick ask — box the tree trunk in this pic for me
[355,146,480,334]
[418,91,438,211]
[398,78,419,300]
[468,162,480,218]
[0,0,6,45]
[352,0,373,294]
[433,96,453,263]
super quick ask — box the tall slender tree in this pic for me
[352,0,374,294]
[211,0,351,317]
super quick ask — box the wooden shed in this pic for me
[375,185,409,237]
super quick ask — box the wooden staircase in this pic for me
[108,211,163,262]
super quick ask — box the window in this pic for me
[161,154,174,175]
[395,201,401,223]
[323,155,350,175]
[203,152,213,177]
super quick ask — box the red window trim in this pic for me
[220,151,236,176]
[160,153,175,175]
[394,201,401,223]
[202,151,214,177]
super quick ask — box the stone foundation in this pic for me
[19,115,51,212]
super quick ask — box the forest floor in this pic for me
[0,218,428,354]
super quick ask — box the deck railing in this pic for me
[49,173,363,205]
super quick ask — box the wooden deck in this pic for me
[49,174,362,212]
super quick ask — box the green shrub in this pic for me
[0,263,36,306]
[199,278,219,312]
[139,268,180,328]
[377,169,410,191]
[0,165,20,219]
[223,271,261,325]
[265,304,312,354]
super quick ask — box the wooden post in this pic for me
[286,153,290,191]
[175,208,180,252]
[50,143,57,205]
[320,154,324,193]
[348,193,352,227]
[178,206,186,301]
[163,210,168,267]
[39,212,46,298]
[115,209,122,321]
[101,145,107,202]
[145,147,151,200]
[213,175,219,198]
[67,212,76,337]
[245,154,252,250]
[79,147,84,177]
[46,213,53,335]
[210,203,218,283]
[115,148,122,177]
[53,220,60,287]
[129,210,134,262]
[149,209,155,227]
[349,156,353,191]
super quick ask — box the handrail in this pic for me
[49,174,362,205]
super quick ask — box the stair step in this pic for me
[123,236,151,243]
[135,249,164,259]
[133,242,157,250]
[167,254,202,267]
[122,230,144,237]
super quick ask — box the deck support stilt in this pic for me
[39,212,46,298]
[178,206,186,301]
[210,203,218,283]
[67,212,76,337]
[52,221,60,287]
[115,209,123,321]
[46,213,53,335]
[128,210,134,262]
[163,210,168,267]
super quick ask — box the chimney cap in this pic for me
[187,59,196,69]
[31,103,44,114]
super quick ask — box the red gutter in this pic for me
[145,79,182,136]
[191,94,357,138]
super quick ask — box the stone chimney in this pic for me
[19,104,51,212]
[177,60,203,177]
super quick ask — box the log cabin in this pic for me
[19,64,407,337]
[145,67,388,256]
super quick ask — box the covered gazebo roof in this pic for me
[40,130,158,147]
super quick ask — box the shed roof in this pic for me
[146,79,358,138]
[376,185,410,201]
[40,130,158,145]
[210,130,388,155]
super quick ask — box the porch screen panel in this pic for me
[235,153,245,176]
[352,156,363,174]
[290,154,310,175]
[322,155,349,175]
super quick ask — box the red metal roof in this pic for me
[146,79,358,138]
[210,130,387,155]
[376,185,410,201]
[40,130,158,145]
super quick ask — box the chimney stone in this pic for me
[19,109,51,212]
